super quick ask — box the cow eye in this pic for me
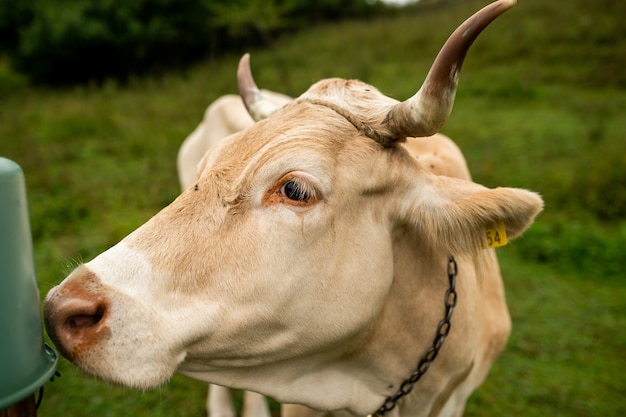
[263,173,319,207]
[281,179,313,202]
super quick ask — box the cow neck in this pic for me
[371,256,458,417]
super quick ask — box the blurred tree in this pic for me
[3,0,381,85]
[205,0,379,55]
[208,0,293,40]
[0,0,34,52]
[14,0,211,84]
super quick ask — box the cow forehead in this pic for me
[197,101,392,200]
[196,77,399,180]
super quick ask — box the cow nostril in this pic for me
[64,305,106,333]
[66,314,101,329]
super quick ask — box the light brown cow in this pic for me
[178,93,471,417]
[44,1,542,417]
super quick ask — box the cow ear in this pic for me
[397,174,544,255]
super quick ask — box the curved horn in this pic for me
[237,53,281,121]
[383,0,516,139]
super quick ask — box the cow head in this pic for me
[44,1,541,415]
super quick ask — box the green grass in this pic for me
[466,252,626,416]
[0,0,624,415]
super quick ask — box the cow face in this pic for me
[43,97,402,388]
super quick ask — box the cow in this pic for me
[178,94,471,417]
[44,2,542,417]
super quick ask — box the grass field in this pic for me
[0,0,624,415]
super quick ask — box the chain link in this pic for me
[374,256,458,416]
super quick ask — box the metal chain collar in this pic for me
[373,256,458,417]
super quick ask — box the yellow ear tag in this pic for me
[485,219,508,248]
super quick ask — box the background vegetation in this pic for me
[0,0,624,415]
[0,0,379,85]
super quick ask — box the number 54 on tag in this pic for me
[485,220,508,248]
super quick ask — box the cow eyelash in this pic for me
[280,178,317,203]
[263,173,320,208]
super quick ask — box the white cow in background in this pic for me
[44,2,542,417]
